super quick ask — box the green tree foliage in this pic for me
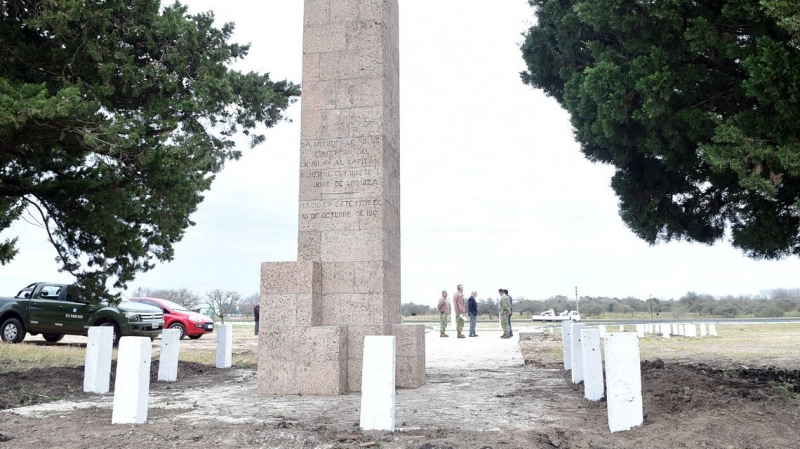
[521,0,800,259]
[0,1,299,301]
[762,0,800,39]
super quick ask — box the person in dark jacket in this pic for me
[468,291,479,337]
[253,304,260,336]
[504,289,513,337]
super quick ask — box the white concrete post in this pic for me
[678,325,685,336]
[581,328,604,401]
[598,325,607,338]
[685,325,697,338]
[84,326,114,394]
[700,324,707,337]
[619,325,624,332]
[158,328,181,382]
[216,323,233,368]
[604,333,644,433]
[636,324,645,338]
[360,336,396,431]
[562,321,573,370]
[112,337,152,424]
[549,327,554,334]
[672,323,678,335]
[571,323,586,384]
[709,324,718,337]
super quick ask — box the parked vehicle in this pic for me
[129,297,214,339]
[531,310,581,322]
[0,282,163,346]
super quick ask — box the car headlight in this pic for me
[123,312,141,322]
[189,316,204,322]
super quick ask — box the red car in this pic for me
[129,297,214,339]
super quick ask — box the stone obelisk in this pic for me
[257,0,425,395]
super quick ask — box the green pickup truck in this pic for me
[0,282,164,346]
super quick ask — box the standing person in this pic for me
[499,288,511,339]
[454,284,466,338]
[504,289,514,337]
[253,303,260,336]
[468,290,479,337]
[437,290,450,337]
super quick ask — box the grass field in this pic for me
[639,323,800,367]
[0,324,259,374]
[531,323,800,370]
[2,322,797,375]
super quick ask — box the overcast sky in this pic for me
[3,0,799,306]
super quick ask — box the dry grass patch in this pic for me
[0,342,90,374]
[1,324,261,374]
[522,323,800,370]
[639,323,800,368]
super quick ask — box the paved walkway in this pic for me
[7,328,584,431]
[426,328,524,371]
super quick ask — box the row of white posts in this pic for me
[85,326,396,429]
[597,323,718,339]
[562,322,643,433]
[83,324,234,424]
[564,322,720,433]
[359,336,396,431]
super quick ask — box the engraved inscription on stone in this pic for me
[300,136,386,198]
[300,137,382,166]
[300,168,382,189]
[299,198,383,231]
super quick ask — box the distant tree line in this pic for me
[133,287,260,322]
[401,302,435,317]
[401,289,800,319]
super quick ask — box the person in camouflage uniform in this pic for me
[499,288,511,339]
[437,290,450,337]
[454,284,466,338]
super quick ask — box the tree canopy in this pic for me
[0,0,299,301]
[521,0,800,259]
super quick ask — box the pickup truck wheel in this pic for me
[1,318,26,343]
[169,323,186,340]
[101,322,121,347]
[42,333,65,343]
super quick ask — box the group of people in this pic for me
[437,285,514,339]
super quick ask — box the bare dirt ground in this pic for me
[1,326,799,448]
